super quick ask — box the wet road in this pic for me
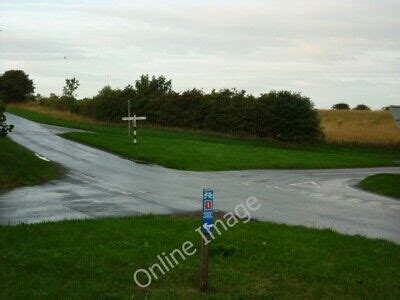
[2,113,400,243]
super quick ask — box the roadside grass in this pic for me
[0,215,399,299]
[7,105,400,171]
[0,137,60,191]
[360,174,400,199]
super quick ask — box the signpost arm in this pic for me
[122,115,145,145]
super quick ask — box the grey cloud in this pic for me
[0,0,399,108]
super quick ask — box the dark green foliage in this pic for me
[353,104,371,111]
[39,94,79,114]
[332,103,350,110]
[0,70,34,103]
[260,91,322,141]
[62,77,80,98]
[62,77,80,113]
[135,74,172,97]
[39,74,323,142]
[79,85,135,121]
[0,101,14,137]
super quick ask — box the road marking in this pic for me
[35,153,50,161]
[289,181,321,188]
[241,178,269,185]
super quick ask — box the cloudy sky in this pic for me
[1,0,399,108]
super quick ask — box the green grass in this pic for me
[0,137,60,191]
[360,174,400,199]
[0,215,399,299]
[7,106,400,171]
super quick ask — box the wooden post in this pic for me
[122,115,146,145]
[199,188,213,292]
[128,100,131,136]
[199,235,210,292]
[133,115,137,144]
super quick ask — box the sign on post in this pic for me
[389,106,400,128]
[201,189,214,234]
[199,189,213,292]
[122,115,146,144]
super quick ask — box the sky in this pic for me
[0,0,399,109]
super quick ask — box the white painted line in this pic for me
[289,181,321,188]
[241,178,269,185]
[34,153,50,161]
[119,191,133,195]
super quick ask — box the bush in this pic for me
[0,70,34,103]
[332,103,350,110]
[264,91,322,142]
[353,104,371,111]
[39,94,79,113]
[0,101,14,137]
[79,86,135,122]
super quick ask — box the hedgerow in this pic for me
[39,75,323,142]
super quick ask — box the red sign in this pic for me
[204,200,212,210]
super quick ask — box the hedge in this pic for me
[39,75,323,142]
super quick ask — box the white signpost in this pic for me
[389,105,400,128]
[122,115,146,144]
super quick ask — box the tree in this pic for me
[353,104,371,110]
[266,91,323,142]
[0,70,34,103]
[332,103,350,110]
[0,101,14,137]
[62,77,80,113]
[62,77,80,98]
[135,74,172,97]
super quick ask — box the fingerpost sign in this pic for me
[202,189,214,234]
[199,188,213,292]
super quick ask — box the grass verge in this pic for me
[360,174,400,199]
[0,215,399,299]
[7,105,400,171]
[0,137,60,191]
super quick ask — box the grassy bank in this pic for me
[0,215,399,299]
[0,137,59,191]
[360,174,400,199]
[7,105,400,170]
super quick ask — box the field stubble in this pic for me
[319,110,399,147]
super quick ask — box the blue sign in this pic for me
[202,189,214,234]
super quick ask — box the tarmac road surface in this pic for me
[2,113,400,243]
